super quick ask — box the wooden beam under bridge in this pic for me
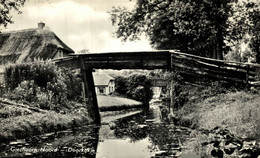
[80,56,100,124]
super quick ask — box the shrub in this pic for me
[3,62,83,108]
[114,76,127,95]
[61,69,83,101]
[114,74,153,105]
[5,62,58,90]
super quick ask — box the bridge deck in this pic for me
[72,50,171,69]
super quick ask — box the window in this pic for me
[58,50,63,58]
[99,87,104,94]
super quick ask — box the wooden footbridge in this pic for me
[54,50,260,124]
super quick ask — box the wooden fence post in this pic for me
[246,65,249,89]
[80,57,100,124]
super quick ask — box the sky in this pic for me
[2,0,152,53]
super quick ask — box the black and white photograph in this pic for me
[0,0,260,157]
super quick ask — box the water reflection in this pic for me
[1,113,192,158]
[110,114,191,157]
[96,138,153,158]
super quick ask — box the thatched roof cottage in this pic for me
[0,22,74,65]
[93,73,115,95]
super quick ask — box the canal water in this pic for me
[0,111,195,158]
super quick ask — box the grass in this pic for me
[0,104,33,118]
[0,101,92,143]
[0,95,143,143]
[195,91,260,138]
[176,87,260,157]
[97,95,142,111]
[175,85,260,138]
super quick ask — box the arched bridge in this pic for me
[54,50,260,123]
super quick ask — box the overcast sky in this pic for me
[3,0,152,53]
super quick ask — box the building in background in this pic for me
[93,73,115,95]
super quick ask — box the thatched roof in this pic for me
[0,27,74,64]
[93,73,114,86]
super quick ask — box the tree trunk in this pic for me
[215,1,224,60]
[216,28,224,60]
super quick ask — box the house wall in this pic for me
[95,80,115,95]
[53,49,69,59]
[108,80,115,94]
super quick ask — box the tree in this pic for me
[110,0,235,60]
[0,0,26,29]
[226,1,260,63]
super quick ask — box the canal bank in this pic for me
[0,95,142,144]
[171,87,260,157]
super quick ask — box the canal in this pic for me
[0,105,259,157]
[0,107,195,158]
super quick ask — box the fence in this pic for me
[170,51,260,87]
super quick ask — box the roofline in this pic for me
[69,50,175,56]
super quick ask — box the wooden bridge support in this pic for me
[80,57,100,124]
[170,79,174,114]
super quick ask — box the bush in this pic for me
[5,62,58,90]
[61,69,83,101]
[166,71,233,111]
[114,74,153,105]
[114,76,127,95]
[3,62,83,108]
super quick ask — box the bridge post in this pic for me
[80,57,100,124]
[170,53,174,114]
[170,78,174,114]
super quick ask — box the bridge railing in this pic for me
[170,51,260,87]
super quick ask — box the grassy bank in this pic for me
[0,95,142,143]
[173,84,260,157]
[97,95,142,111]
[0,99,92,143]
[195,91,260,138]
[176,86,260,137]
[176,88,260,138]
